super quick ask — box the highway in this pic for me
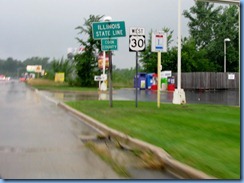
[0,80,120,179]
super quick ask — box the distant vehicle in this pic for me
[0,75,10,81]
[19,77,26,82]
[0,74,5,80]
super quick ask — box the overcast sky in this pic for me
[0,0,198,68]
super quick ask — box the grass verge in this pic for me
[26,78,97,92]
[85,142,131,178]
[66,100,240,179]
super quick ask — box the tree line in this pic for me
[0,57,50,78]
[73,2,239,86]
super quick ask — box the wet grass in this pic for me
[85,141,131,178]
[66,100,240,179]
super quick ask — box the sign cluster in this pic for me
[91,20,168,108]
[92,21,168,53]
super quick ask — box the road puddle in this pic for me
[40,88,239,106]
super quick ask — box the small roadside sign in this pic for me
[151,32,167,52]
[94,74,107,81]
[129,27,146,52]
[92,21,126,39]
[228,73,235,80]
[101,39,118,51]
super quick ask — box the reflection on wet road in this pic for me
[0,80,120,179]
[42,88,239,106]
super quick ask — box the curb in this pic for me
[58,101,216,179]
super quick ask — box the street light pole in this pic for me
[177,0,182,90]
[173,0,186,104]
[224,38,230,73]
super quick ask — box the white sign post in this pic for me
[151,31,167,108]
[173,0,186,105]
[129,27,146,108]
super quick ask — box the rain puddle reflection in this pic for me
[41,88,239,106]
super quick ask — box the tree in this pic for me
[181,37,214,72]
[23,57,50,69]
[113,67,135,87]
[183,2,239,72]
[183,2,222,49]
[0,57,54,78]
[0,57,23,77]
[74,15,103,86]
[210,5,239,72]
[49,58,73,81]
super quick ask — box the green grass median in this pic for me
[66,100,240,179]
[26,78,97,92]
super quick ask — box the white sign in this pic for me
[26,65,42,73]
[228,73,235,80]
[161,70,172,78]
[67,48,73,54]
[94,76,102,81]
[101,74,107,81]
[130,27,145,35]
[129,27,146,52]
[151,32,167,52]
[94,74,107,81]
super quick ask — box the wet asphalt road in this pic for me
[0,80,121,179]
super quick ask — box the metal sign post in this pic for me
[109,51,113,108]
[129,27,146,108]
[135,51,139,107]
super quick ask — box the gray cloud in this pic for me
[0,0,195,68]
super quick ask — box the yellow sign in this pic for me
[36,66,42,73]
[55,72,65,82]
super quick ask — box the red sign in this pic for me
[98,52,109,70]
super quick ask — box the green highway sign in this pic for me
[92,21,126,39]
[101,39,118,51]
